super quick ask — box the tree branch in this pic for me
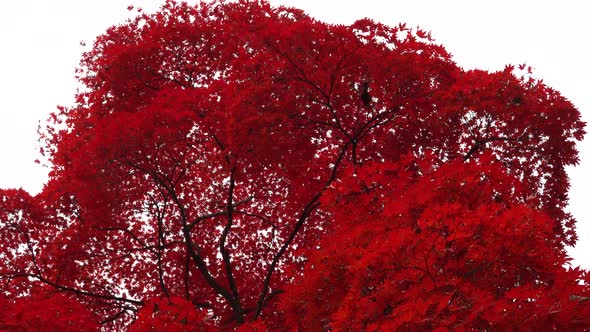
[463,135,521,161]
[184,250,190,301]
[125,159,237,311]
[186,195,253,231]
[156,208,170,299]
[0,271,142,305]
[219,167,244,323]
[254,140,351,319]
[9,223,42,276]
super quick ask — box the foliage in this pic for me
[279,156,590,330]
[0,0,587,330]
[0,291,99,331]
[130,297,211,331]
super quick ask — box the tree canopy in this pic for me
[0,0,588,330]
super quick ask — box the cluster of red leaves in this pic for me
[130,297,211,331]
[130,296,268,331]
[0,0,587,330]
[0,292,99,331]
[278,154,590,330]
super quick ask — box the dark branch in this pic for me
[93,226,154,254]
[360,81,372,108]
[100,308,132,325]
[156,207,170,298]
[0,272,142,305]
[254,140,352,319]
[184,250,190,301]
[10,223,42,276]
[125,160,236,311]
[186,195,253,230]
[463,135,521,161]
[219,168,244,324]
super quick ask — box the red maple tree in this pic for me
[1,1,588,330]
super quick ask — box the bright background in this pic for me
[1,0,588,267]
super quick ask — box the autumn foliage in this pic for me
[1,0,588,330]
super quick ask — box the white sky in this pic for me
[0,1,588,267]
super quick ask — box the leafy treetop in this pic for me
[0,0,587,330]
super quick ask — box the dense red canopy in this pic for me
[0,0,587,330]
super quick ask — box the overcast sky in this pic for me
[1,0,588,267]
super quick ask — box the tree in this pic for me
[0,0,588,330]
